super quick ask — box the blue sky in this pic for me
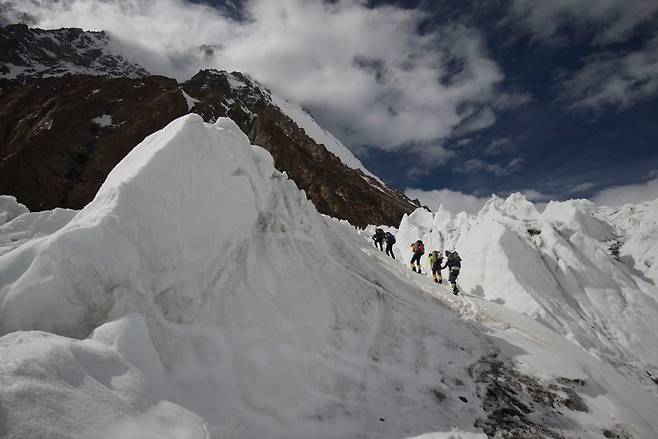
[5,0,658,211]
[195,0,658,209]
[367,0,658,208]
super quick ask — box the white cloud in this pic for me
[520,189,552,202]
[484,137,514,155]
[569,182,597,194]
[405,188,488,215]
[456,156,524,177]
[508,0,658,43]
[560,36,658,111]
[592,178,658,207]
[5,0,506,152]
[492,91,532,110]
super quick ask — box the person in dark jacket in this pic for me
[442,250,461,294]
[385,232,396,259]
[410,240,425,273]
[372,228,385,251]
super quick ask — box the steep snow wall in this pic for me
[2,115,658,438]
[397,194,658,387]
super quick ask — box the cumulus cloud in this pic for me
[405,188,488,215]
[3,0,506,152]
[592,178,658,206]
[559,36,658,111]
[508,0,658,43]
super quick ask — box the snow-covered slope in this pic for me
[1,116,657,438]
[598,199,658,285]
[396,194,658,390]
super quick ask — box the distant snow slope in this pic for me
[396,194,658,390]
[1,116,657,438]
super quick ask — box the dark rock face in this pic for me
[0,75,187,209]
[0,25,417,227]
[0,24,148,83]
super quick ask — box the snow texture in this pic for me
[1,115,657,438]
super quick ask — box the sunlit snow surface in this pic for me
[395,194,658,389]
[1,116,657,438]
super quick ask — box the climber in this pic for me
[410,240,425,273]
[385,231,396,259]
[442,250,461,294]
[428,250,443,284]
[372,228,385,251]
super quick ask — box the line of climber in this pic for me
[410,240,461,295]
[372,229,461,295]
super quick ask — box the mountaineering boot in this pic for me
[411,264,416,272]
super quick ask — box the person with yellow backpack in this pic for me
[428,250,443,284]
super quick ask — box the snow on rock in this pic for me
[181,89,200,111]
[397,193,658,388]
[2,116,658,437]
[92,114,115,127]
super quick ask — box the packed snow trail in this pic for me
[0,115,657,438]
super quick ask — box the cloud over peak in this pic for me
[4,0,506,152]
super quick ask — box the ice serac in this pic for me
[397,193,658,387]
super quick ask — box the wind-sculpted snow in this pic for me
[397,193,658,389]
[1,116,658,438]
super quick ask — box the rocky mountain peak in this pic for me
[0,23,149,83]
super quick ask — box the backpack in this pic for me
[386,232,395,243]
[375,228,384,236]
[448,251,461,267]
[416,240,424,254]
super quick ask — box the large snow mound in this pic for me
[397,193,658,388]
[2,114,657,438]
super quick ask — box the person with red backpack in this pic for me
[409,240,425,273]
